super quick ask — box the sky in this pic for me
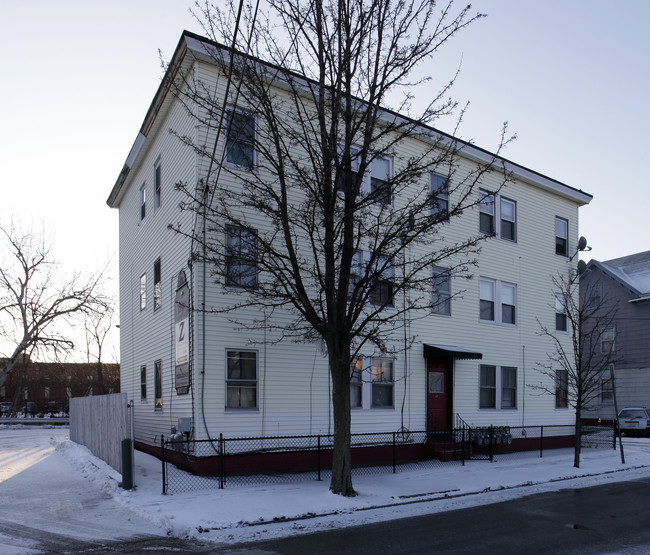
[1,1,648,360]
[2,425,650,549]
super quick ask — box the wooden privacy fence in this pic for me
[70,392,129,473]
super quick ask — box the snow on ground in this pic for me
[2,425,650,548]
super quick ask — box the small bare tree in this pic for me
[0,221,108,389]
[535,269,619,468]
[83,299,117,395]
[169,0,514,495]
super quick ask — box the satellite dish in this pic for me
[578,236,588,251]
[577,260,587,274]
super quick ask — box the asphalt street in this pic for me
[225,477,650,554]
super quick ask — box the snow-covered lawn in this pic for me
[1,425,649,547]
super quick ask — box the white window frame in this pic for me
[225,108,256,170]
[140,365,147,400]
[588,282,602,309]
[555,217,568,257]
[139,183,146,221]
[479,364,518,410]
[350,357,395,409]
[350,358,363,408]
[479,190,516,241]
[225,349,258,409]
[480,278,516,326]
[432,266,451,316]
[370,254,394,306]
[600,376,614,405]
[154,158,162,212]
[430,172,449,221]
[154,359,162,410]
[601,326,616,353]
[369,156,392,206]
[337,147,392,206]
[140,273,146,311]
[555,294,568,332]
[153,257,162,311]
[225,226,258,288]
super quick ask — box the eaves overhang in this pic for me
[106,30,593,209]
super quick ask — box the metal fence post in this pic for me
[540,425,544,458]
[489,425,494,462]
[392,431,396,473]
[317,435,322,481]
[161,435,166,494]
[461,427,465,466]
[219,433,225,489]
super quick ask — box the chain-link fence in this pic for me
[160,424,615,494]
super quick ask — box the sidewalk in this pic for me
[59,430,650,546]
[2,426,649,548]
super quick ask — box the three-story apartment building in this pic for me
[107,31,592,452]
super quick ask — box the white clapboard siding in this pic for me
[111,38,588,448]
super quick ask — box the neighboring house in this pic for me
[106,31,592,454]
[0,358,120,415]
[580,251,650,421]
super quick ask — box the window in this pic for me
[140,184,146,220]
[336,145,360,193]
[555,217,568,256]
[479,365,496,408]
[140,274,146,310]
[480,278,516,325]
[555,369,568,408]
[480,365,517,409]
[555,295,568,332]
[601,377,613,405]
[154,258,162,310]
[348,250,364,298]
[370,255,393,306]
[430,173,449,221]
[501,283,516,325]
[479,190,494,234]
[501,367,517,409]
[587,283,602,309]
[154,360,162,409]
[601,327,615,353]
[226,350,257,408]
[154,159,162,211]
[225,226,257,288]
[140,366,147,400]
[226,109,255,169]
[479,279,495,321]
[371,358,393,407]
[500,197,516,241]
[479,190,516,241]
[370,157,391,205]
[432,267,451,315]
[350,358,362,408]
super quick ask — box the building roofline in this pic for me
[107,30,593,208]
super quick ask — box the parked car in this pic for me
[617,408,650,436]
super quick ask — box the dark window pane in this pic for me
[480,300,494,321]
[502,304,515,325]
[480,213,494,234]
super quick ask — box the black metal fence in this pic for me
[160,424,615,494]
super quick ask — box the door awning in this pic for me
[423,343,483,360]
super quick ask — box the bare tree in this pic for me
[171,0,514,495]
[535,269,619,468]
[83,299,117,395]
[0,221,108,389]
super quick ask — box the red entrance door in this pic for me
[427,358,450,432]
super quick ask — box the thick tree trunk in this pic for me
[328,353,356,496]
[574,411,582,468]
